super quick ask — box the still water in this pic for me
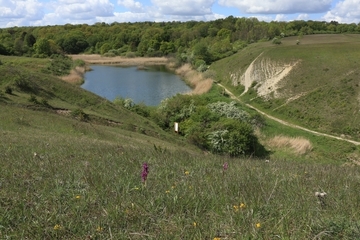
[82,65,191,106]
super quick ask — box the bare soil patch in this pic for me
[240,52,299,98]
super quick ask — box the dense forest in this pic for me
[1,17,360,68]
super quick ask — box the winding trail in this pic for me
[217,83,360,146]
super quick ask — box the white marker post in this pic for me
[174,122,179,134]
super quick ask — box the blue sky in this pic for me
[0,0,359,28]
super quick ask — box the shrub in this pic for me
[272,37,282,45]
[207,101,250,122]
[28,95,39,104]
[103,52,116,57]
[74,59,86,67]
[125,52,136,58]
[71,108,89,121]
[42,54,73,76]
[15,78,33,92]
[5,86,12,94]
[40,98,50,107]
[208,119,257,156]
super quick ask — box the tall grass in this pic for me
[2,49,360,239]
[176,64,213,94]
[2,116,360,239]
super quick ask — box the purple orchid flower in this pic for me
[223,162,229,171]
[141,163,149,183]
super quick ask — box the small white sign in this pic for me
[174,122,179,133]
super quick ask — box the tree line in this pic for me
[1,17,359,67]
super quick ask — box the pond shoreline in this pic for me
[69,54,171,66]
[65,54,213,95]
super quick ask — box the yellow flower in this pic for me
[256,223,261,228]
[240,203,246,209]
[233,205,239,212]
[165,190,170,194]
[53,224,62,230]
[193,222,197,227]
[184,171,190,175]
[75,195,81,199]
[213,237,221,240]
[96,226,103,232]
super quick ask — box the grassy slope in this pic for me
[1,51,360,239]
[212,34,360,150]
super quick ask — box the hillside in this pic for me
[212,34,360,142]
[2,41,360,239]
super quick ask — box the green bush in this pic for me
[42,54,73,76]
[73,59,86,67]
[28,95,39,104]
[71,108,89,121]
[15,78,33,92]
[208,118,257,156]
[125,52,136,58]
[272,37,282,45]
[5,86,12,94]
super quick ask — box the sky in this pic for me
[0,0,359,28]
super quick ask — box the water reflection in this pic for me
[82,65,191,106]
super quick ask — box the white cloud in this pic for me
[118,0,144,12]
[297,13,309,20]
[0,0,44,19]
[151,0,216,16]
[97,11,152,22]
[275,14,287,21]
[323,0,360,23]
[218,0,332,14]
[53,0,114,21]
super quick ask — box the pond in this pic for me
[81,65,191,106]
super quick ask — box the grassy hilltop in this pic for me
[212,34,360,141]
[1,34,360,239]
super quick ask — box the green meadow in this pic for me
[2,34,360,239]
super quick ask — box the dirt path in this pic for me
[218,83,360,146]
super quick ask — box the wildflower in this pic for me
[233,205,239,212]
[184,171,189,175]
[223,162,228,171]
[141,163,149,184]
[240,203,246,209]
[315,191,327,207]
[256,223,261,228]
[96,226,103,232]
[165,190,170,194]
[75,195,81,199]
[53,224,62,230]
[193,222,197,227]
[214,237,221,240]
